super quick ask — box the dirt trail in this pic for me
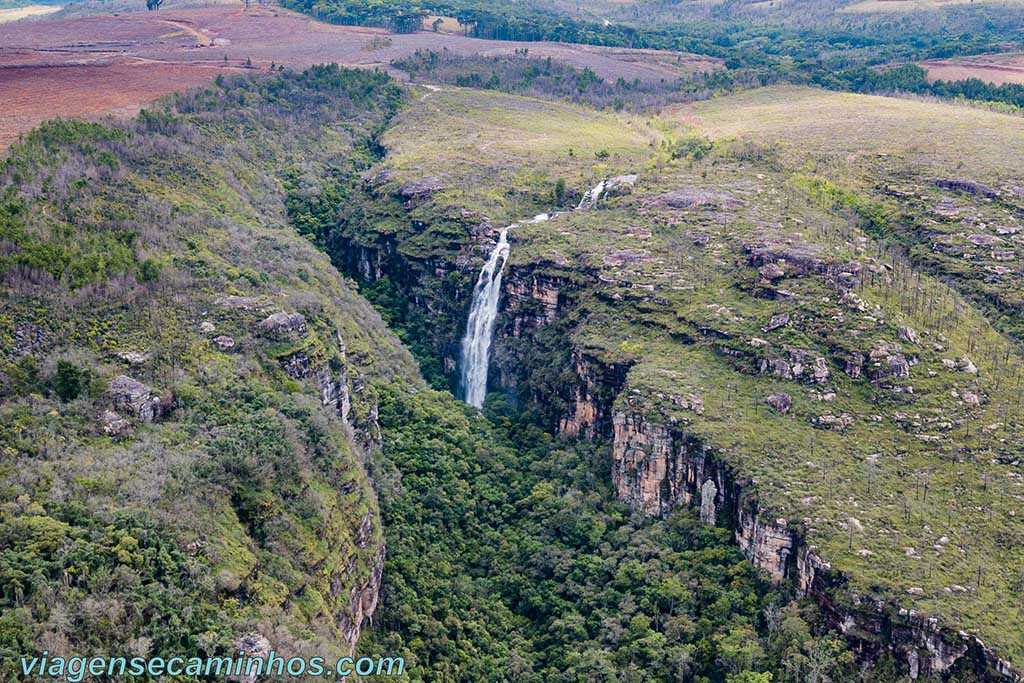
[159,19,212,46]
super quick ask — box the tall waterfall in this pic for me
[459,178,611,407]
[460,214,551,408]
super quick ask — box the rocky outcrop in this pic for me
[609,406,1020,682]
[560,351,631,437]
[505,271,563,334]
[337,542,385,651]
[745,241,862,291]
[759,348,830,384]
[933,178,997,199]
[109,375,171,423]
[259,311,307,337]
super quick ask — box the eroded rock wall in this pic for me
[609,406,1019,682]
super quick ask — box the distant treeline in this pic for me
[282,0,1021,66]
[817,64,1024,110]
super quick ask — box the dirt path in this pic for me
[158,19,212,46]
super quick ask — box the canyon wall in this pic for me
[610,405,1020,682]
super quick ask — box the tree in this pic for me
[554,178,567,204]
[53,360,86,402]
[146,0,163,10]
[728,672,773,683]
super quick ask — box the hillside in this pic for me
[0,66,413,677]
[324,84,1024,678]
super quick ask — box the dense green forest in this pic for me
[358,386,877,683]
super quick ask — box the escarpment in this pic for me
[609,401,1019,681]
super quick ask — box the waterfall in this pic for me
[577,180,606,210]
[459,177,612,407]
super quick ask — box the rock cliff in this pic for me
[610,403,1020,681]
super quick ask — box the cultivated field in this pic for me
[0,4,719,150]
[0,62,238,149]
[922,53,1024,86]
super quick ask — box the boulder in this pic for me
[766,392,793,414]
[212,335,236,351]
[759,263,785,281]
[958,357,978,374]
[898,326,918,344]
[109,375,164,423]
[258,311,306,336]
[116,350,150,366]
[764,313,790,332]
[603,174,639,197]
[100,410,131,438]
[842,352,865,378]
[215,295,262,311]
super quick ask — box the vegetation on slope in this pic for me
[0,66,409,680]
[0,64,865,683]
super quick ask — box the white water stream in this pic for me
[460,179,612,407]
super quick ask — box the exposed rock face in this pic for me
[259,311,307,337]
[609,407,1020,682]
[699,478,718,524]
[338,543,385,651]
[109,375,169,423]
[281,350,352,424]
[505,272,562,334]
[398,176,447,200]
[560,351,631,437]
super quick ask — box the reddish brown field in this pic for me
[0,62,244,149]
[0,5,721,150]
[921,53,1024,86]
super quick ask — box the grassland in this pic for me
[379,86,661,223]
[0,4,60,22]
[364,85,1024,669]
